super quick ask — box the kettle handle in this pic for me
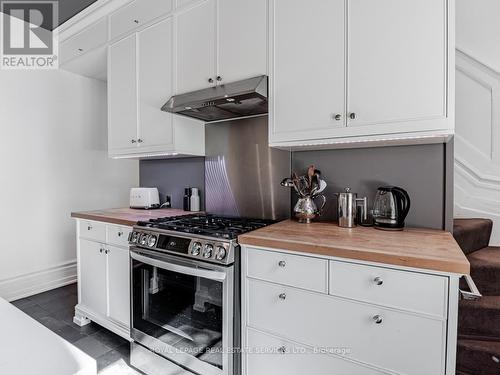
[392,187,411,224]
[315,194,327,216]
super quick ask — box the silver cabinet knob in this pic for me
[216,76,222,82]
[277,346,286,354]
[99,248,104,253]
[134,19,139,24]
[278,293,286,301]
[208,78,214,83]
[349,112,357,120]
[278,260,286,268]
[105,249,109,254]
[373,315,383,324]
[131,139,137,143]
[374,277,383,286]
[87,225,92,231]
[137,139,143,143]
[118,231,123,237]
[334,114,342,121]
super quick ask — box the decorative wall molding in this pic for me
[455,48,500,245]
[0,261,77,302]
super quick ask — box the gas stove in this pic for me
[129,214,275,265]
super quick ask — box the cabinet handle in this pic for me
[99,248,104,253]
[87,225,92,231]
[373,277,383,286]
[277,346,287,354]
[372,315,383,324]
[118,231,123,237]
[216,76,222,82]
[133,19,139,24]
[208,78,214,83]
[278,293,286,301]
[333,114,342,121]
[278,260,286,268]
[137,138,143,143]
[105,249,109,255]
[131,139,137,144]
[349,112,357,120]
[77,48,83,53]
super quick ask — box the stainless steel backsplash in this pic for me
[205,117,291,220]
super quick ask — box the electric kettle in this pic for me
[372,186,411,230]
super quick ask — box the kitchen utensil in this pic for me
[372,186,411,230]
[294,195,326,223]
[335,187,368,228]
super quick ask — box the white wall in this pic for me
[0,69,139,300]
[455,0,500,245]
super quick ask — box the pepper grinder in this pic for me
[190,188,200,212]
[183,188,191,211]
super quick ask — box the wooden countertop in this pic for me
[239,220,470,275]
[71,207,196,226]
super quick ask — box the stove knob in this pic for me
[191,242,202,256]
[130,232,139,243]
[215,246,226,260]
[203,244,214,258]
[147,234,157,248]
[139,233,149,246]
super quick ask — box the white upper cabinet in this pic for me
[269,0,345,143]
[175,0,217,94]
[347,0,447,130]
[137,18,174,149]
[108,17,205,158]
[108,34,138,153]
[269,0,454,149]
[217,0,268,84]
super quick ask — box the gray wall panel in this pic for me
[291,144,448,229]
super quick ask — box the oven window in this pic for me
[132,258,224,370]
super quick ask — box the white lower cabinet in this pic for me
[246,328,385,375]
[242,246,458,375]
[75,220,131,339]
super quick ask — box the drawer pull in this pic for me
[278,260,286,268]
[278,293,287,301]
[277,346,286,354]
[99,248,104,253]
[87,225,92,231]
[373,276,384,286]
[372,315,383,324]
[118,231,123,237]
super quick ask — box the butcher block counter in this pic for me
[71,207,194,226]
[238,219,470,275]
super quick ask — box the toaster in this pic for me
[130,188,160,209]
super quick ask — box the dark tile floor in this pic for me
[10,283,141,374]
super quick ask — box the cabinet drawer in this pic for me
[329,261,448,317]
[79,220,106,242]
[247,279,445,375]
[246,247,328,293]
[110,0,174,40]
[246,328,385,375]
[60,18,108,64]
[106,225,132,248]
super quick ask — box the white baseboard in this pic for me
[0,260,77,302]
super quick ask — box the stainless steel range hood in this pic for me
[161,75,268,123]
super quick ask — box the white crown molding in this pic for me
[0,260,77,302]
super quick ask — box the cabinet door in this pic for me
[175,0,216,94]
[217,0,267,83]
[108,34,138,152]
[347,0,447,129]
[269,0,346,143]
[137,18,174,149]
[79,240,107,317]
[107,245,130,327]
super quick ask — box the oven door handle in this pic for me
[130,251,227,281]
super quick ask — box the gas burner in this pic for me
[136,214,275,240]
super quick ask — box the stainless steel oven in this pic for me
[130,247,235,375]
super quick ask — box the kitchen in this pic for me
[0,0,498,375]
